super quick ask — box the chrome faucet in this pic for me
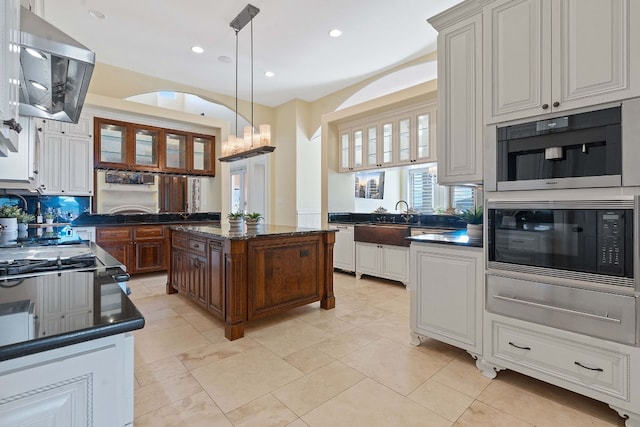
[395,200,409,213]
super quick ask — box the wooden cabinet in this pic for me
[430,6,483,184]
[208,240,225,318]
[332,224,355,272]
[96,225,166,274]
[409,243,483,357]
[36,119,93,195]
[355,242,409,285]
[484,0,640,123]
[95,117,215,176]
[170,231,210,309]
[0,0,20,154]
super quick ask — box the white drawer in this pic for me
[492,321,630,400]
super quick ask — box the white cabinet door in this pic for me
[355,242,379,276]
[410,244,483,356]
[0,116,36,181]
[435,12,483,184]
[73,226,96,242]
[0,0,20,154]
[39,133,93,195]
[38,273,93,337]
[333,225,355,272]
[485,0,638,123]
[381,245,409,283]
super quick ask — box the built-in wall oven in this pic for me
[486,198,639,346]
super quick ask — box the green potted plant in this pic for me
[17,212,35,231]
[0,204,23,233]
[458,206,483,240]
[244,212,263,232]
[227,211,245,229]
[44,212,56,224]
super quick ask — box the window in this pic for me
[409,166,480,213]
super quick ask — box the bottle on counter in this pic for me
[35,202,43,224]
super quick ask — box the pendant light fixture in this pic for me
[219,4,275,162]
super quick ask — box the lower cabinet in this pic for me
[37,273,93,338]
[355,242,409,285]
[96,225,166,274]
[332,224,355,272]
[72,226,96,242]
[208,240,225,318]
[409,243,483,357]
[0,334,134,427]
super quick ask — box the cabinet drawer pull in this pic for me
[574,361,603,372]
[508,341,531,351]
[542,103,549,110]
[492,295,622,323]
[553,101,560,108]
[193,243,200,248]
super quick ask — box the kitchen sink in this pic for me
[354,224,411,247]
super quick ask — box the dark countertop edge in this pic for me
[407,235,483,249]
[171,225,335,240]
[0,317,145,362]
[72,220,221,227]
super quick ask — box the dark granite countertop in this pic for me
[0,244,145,361]
[171,224,336,240]
[408,229,483,248]
[71,212,221,226]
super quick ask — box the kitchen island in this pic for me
[167,225,336,340]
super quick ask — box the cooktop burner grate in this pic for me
[0,254,97,276]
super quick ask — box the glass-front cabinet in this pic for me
[95,117,215,176]
[338,129,364,172]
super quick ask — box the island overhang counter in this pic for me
[167,225,336,340]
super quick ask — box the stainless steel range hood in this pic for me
[18,6,95,124]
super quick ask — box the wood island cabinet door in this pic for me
[208,241,224,319]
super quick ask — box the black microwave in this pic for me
[495,107,621,191]
[487,198,636,290]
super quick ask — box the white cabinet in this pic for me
[0,0,20,155]
[37,118,93,195]
[338,128,364,172]
[355,242,409,285]
[73,226,96,242]
[430,6,483,184]
[332,224,355,272]
[364,122,395,169]
[38,273,93,338]
[484,0,640,123]
[396,108,437,166]
[477,313,640,426]
[0,116,37,182]
[0,333,135,427]
[409,243,483,357]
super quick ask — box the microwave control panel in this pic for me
[597,211,624,276]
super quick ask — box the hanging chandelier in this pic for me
[219,4,275,162]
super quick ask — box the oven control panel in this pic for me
[598,210,624,276]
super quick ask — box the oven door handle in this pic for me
[492,295,622,323]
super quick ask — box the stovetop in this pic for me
[0,254,97,276]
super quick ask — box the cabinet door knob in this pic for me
[541,103,549,110]
[3,118,22,134]
[553,101,560,108]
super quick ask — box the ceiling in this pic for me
[41,0,463,107]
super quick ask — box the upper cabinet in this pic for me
[338,102,437,173]
[0,0,20,154]
[94,117,215,176]
[430,4,484,184]
[484,0,640,123]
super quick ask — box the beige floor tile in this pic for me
[135,355,189,386]
[454,401,532,427]
[301,378,451,427]
[181,309,226,333]
[361,311,412,345]
[134,323,210,365]
[286,419,309,427]
[191,346,303,413]
[478,374,624,426]
[284,346,336,374]
[373,293,410,316]
[247,319,332,357]
[134,371,203,418]
[273,360,365,416]
[134,391,232,427]
[133,315,191,336]
[316,327,381,359]
[310,317,356,335]
[431,356,491,398]
[178,336,262,371]
[338,305,389,327]
[226,394,297,427]
[340,337,449,396]
[408,379,474,422]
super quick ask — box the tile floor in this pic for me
[128,272,626,426]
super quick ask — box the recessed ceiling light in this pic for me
[218,55,232,64]
[191,46,204,54]
[329,29,342,38]
[30,80,47,91]
[88,9,106,19]
[25,47,46,60]
[264,71,274,77]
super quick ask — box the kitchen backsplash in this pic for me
[0,195,91,222]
